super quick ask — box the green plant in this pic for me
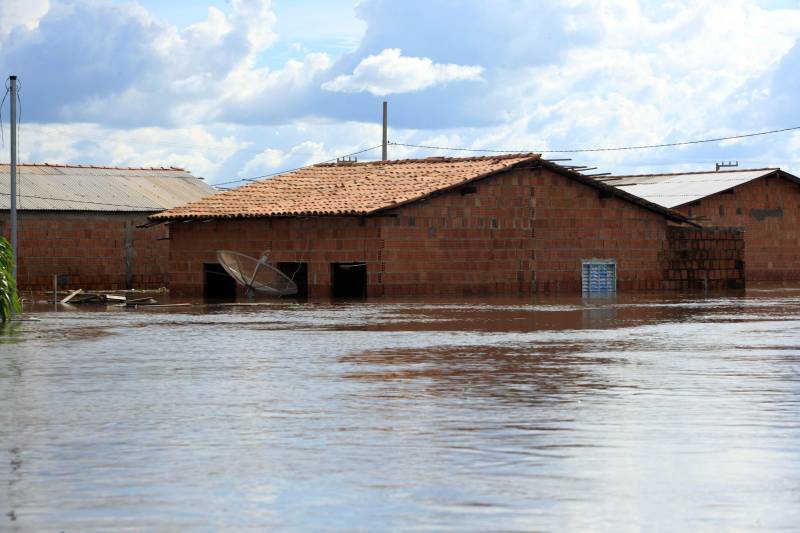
[0,237,21,321]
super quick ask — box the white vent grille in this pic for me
[582,259,617,294]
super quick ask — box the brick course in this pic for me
[675,174,800,281]
[663,227,745,290]
[167,167,745,297]
[0,212,169,291]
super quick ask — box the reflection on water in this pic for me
[1,291,800,531]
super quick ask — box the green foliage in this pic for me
[0,237,21,321]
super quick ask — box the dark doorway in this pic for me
[204,263,237,300]
[331,262,367,299]
[278,262,309,298]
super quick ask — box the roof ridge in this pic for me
[149,153,691,225]
[613,167,778,179]
[0,162,187,171]
[314,153,540,167]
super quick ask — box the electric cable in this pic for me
[213,144,383,187]
[388,125,800,154]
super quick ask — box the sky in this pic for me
[1,0,800,186]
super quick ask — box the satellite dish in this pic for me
[216,250,298,297]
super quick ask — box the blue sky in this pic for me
[1,0,800,185]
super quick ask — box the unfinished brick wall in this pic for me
[168,170,537,298]
[663,227,745,290]
[531,168,670,292]
[0,212,169,292]
[168,217,383,297]
[675,174,800,281]
[377,169,535,297]
[166,166,746,298]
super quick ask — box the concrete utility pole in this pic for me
[9,75,17,283]
[382,101,388,161]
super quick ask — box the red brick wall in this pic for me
[531,168,669,291]
[168,217,382,298]
[676,174,800,280]
[167,166,745,297]
[0,212,169,291]
[663,227,745,289]
[377,168,535,297]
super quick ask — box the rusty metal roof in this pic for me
[0,163,217,212]
[611,168,784,208]
[150,154,692,225]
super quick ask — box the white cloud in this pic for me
[5,0,800,183]
[240,141,326,177]
[17,123,245,180]
[322,48,484,96]
[0,0,49,37]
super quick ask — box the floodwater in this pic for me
[1,289,799,532]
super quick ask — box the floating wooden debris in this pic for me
[68,293,105,305]
[50,289,173,307]
[60,289,83,304]
[56,292,138,305]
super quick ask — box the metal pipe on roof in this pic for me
[9,75,17,286]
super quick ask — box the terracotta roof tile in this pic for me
[150,153,693,226]
[151,154,541,220]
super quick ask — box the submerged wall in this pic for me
[166,167,746,298]
[0,212,169,292]
[675,174,800,281]
[168,216,382,298]
[663,227,745,290]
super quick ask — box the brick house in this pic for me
[0,163,216,291]
[613,168,800,281]
[150,154,744,298]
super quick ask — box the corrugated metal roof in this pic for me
[0,163,217,212]
[611,168,781,208]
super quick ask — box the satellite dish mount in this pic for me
[216,250,298,299]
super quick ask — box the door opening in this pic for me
[278,262,308,298]
[204,263,237,300]
[331,262,367,299]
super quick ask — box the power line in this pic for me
[0,85,8,148]
[389,125,800,154]
[213,144,384,187]
[17,83,21,209]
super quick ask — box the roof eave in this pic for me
[366,156,542,217]
[538,161,697,227]
[666,168,789,210]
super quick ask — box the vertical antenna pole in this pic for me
[9,75,17,283]
[382,101,388,161]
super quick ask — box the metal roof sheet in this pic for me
[0,164,217,211]
[611,168,780,208]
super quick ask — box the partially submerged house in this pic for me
[612,167,800,281]
[0,163,216,291]
[150,154,744,298]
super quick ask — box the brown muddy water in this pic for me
[1,289,799,531]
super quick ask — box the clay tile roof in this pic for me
[150,154,542,221]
